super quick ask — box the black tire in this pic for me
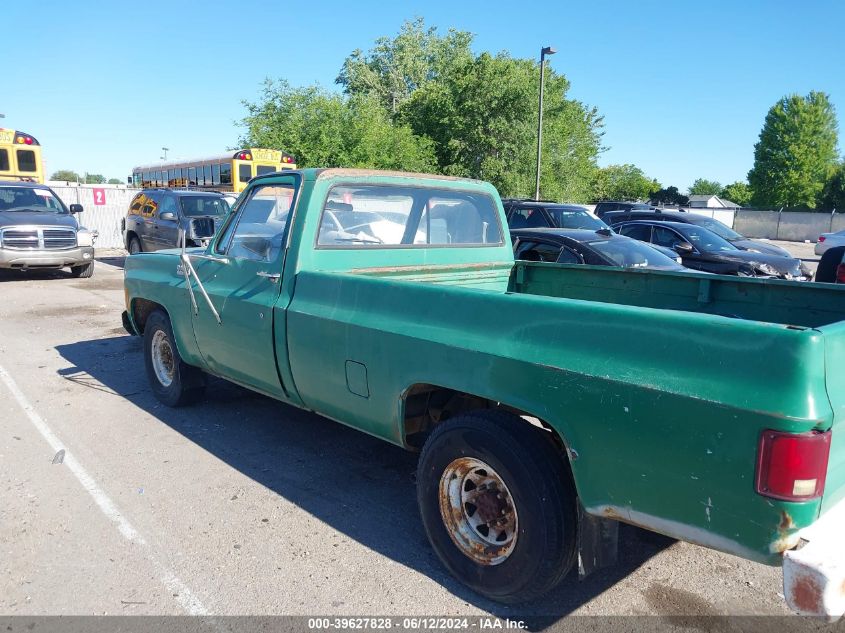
[143,309,206,407]
[70,262,94,278]
[417,410,577,604]
[128,236,142,254]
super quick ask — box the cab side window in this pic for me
[217,184,295,262]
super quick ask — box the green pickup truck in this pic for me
[123,169,845,617]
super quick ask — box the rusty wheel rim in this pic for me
[151,329,175,388]
[439,457,518,566]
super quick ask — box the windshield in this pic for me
[588,237,681,268]
[547,208,607,230]
[691,216,742,240]
[0,186,67,213]
[679,225,738,252]
[179,196,229,217]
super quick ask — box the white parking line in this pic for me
[0,362,210,616]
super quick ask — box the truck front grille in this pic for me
[0,227,77,250]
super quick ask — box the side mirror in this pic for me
[126,176,132,184]
[69,203,83,214]
[673,241,694,255]
[159,212,177,221]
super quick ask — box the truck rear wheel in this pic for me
[128,237,142,254]
[144,310,206,407]
[417,410,577,604]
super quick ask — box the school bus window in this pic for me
[238,164,251,183]
[17,150,36,172]
[0,150,8,171]
[220,162,232,185]
[256,165,276,176]
[203,164,212,185]
[187,167,196,185]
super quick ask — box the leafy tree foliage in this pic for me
[688,178,722,196]
[107,178,123,184]
[819,162,845,211]
[83,173,106,184]
[719,181,752,207]
[650,186,688,206]
[337,18,473,113]
[400,52,603,202]
[50,169,80,182]
[748,91,839,209]
[240,80,436,172]
[241,19,604,202]
[593,164,659,201]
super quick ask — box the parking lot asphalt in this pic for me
[0,255,799,623]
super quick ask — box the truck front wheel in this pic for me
[144,310,206,407]
[417,411,577,604]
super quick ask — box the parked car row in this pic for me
[505,198,811,280]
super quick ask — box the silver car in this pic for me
[815,229,845,255]
[0,181,96,277]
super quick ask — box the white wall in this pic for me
[50,185,140,249]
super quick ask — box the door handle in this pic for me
[256,271,281,283]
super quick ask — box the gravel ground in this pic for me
[0,257,800,624]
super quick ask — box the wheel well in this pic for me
[402,383,568,454]
[131,298,165,334]
[125,230,139,247]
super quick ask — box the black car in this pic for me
[510,227,688,272]
[614,220,810,280]
[503,199,608,231]
[593,201,656,219]
[815,245,845,284]
[122,189,230,253]
[603,208,794,259]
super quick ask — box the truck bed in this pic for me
[287,262,845,558]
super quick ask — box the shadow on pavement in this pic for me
[55,334,673,627]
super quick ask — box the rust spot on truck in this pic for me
[769,511,800,554]
[788,570,823,615]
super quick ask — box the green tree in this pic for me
[337,17,474,113]
[819,162,845,211]
[83,173,106,184]
[592,164,659,201]
[50,169,80,182]
[719,181,753,206]
[401,51,603,201]
[748,91,839,209]
[651,186,688,206]
[107,178,123,185]
[688,178,723,196]
[239,80,436,172]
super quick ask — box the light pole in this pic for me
[535,46,556,201]
[161,147,170,160]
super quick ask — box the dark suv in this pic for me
[122,189,230,253]
[602,208,794,258]
[502,199,608,231]
[593,201,656,219]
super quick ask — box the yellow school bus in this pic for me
[131,148,296,193]
[0,128,45,184]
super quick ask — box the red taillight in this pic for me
[25,136,33,145]
[756,430,831,501]
[836,264,845,284]
[819,236,826,242]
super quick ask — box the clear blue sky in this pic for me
[3,0,843,192]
